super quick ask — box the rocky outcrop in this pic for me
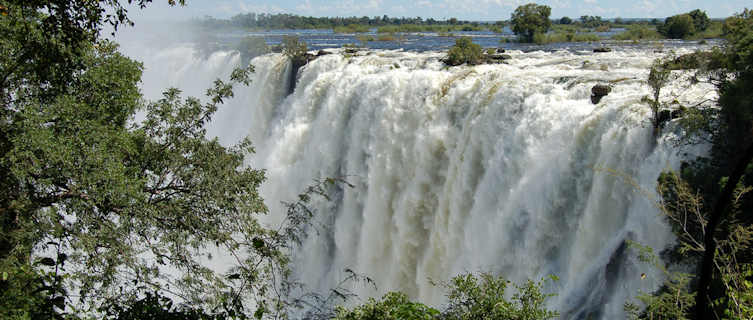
[591,84,612,104]
[486,53,513,62]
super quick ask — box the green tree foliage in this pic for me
[511,3,552,43]
[612,24,662,41]
[659,14,696,39]
[102,292,239,320]
[624,241,695,320]
[198,13,475,30]
[441,273,559,320]
[281,35,308,68]
[632,8,753,320]
[333,292,439,320]
[333,273,558,320]
[444,37,482,66]
[559,16,573,25]
[0,1,305,318]
[658,9,710,39]
[688,9,711,32]
[579,15,606,28]
[643,61,671,132]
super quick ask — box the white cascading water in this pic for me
[126,41,714,319]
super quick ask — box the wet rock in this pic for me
[590,84,612,104]
[593,47,612,53]
[488,54,512,61]
[317,50,333,56]
[658,109,672,126]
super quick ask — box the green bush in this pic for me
[444,37,483,66]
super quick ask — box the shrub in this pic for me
[282,35,308,65]
[444,37,483,66]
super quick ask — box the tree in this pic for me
[579,15,605,28]
[0,1,299,318]
[511,3,552,43]
[659,14,695,38]
[629,8,753,320]
[643,61,671,132]
[559,16,573,25]
[688,9,711,32]
[444,37,483,66]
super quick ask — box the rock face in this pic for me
[593,47,612,53]
[591,84,612,104]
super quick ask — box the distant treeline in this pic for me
[191,12,699,32]
[192,13,491,30]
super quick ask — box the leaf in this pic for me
[2,272,7,281]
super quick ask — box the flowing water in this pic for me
[122,36,715,318]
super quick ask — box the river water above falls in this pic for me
[120,35,715,319]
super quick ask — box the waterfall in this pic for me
[127,43,713,318]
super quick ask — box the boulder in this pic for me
[487,54,512,61]
[593,47,612,53]
[590,84,612,104]
[317,50,333,56]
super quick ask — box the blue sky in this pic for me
[133,0,749,21]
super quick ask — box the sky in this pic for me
[132,0,749,22]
